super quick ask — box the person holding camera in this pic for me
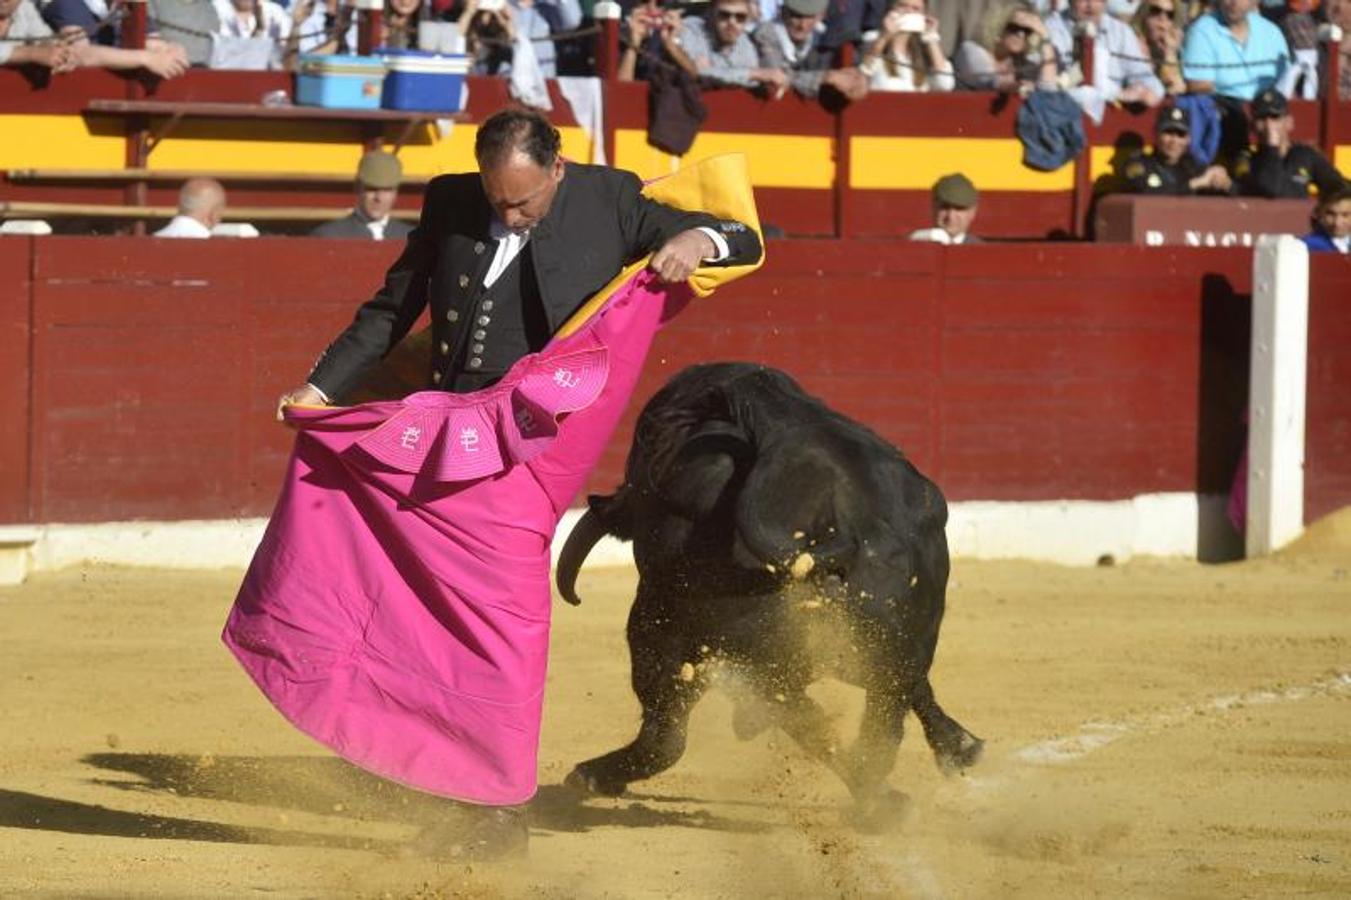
[461,0,581,77]
[752,0,869,99]
[617,0,685,81]
[953,0,1060,93]
[859,0,954,92]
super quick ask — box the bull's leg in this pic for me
[838,686,912,833]
[566,635,707,798]
[911,677,984,773]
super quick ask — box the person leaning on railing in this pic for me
[1130,0,1186,94]
[38,0,190,77]
[3,0,190,77]
[0,0,75,71]
[953,0,1061,92]
[669,0,791,96]
[751,0,869,99]
[859,0,955,92]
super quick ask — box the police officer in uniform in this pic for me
[1122,105,1232,195]
[1235,88,1347,199]
[280,108,763,408]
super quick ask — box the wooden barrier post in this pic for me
[355,0,384,56]
[1246,235,1310,556]
[120,0,147,49]
[1073,19,1096,91]
[593,1,621,82]
[1318,24,1344,159]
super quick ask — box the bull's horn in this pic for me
[555,509,608,606]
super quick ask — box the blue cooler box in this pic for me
[295,54,387,109]
[380,49,468,112]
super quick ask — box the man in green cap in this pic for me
[910,173,982,244]
[312,150,415,241]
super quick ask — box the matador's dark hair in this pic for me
[474,108,562,169]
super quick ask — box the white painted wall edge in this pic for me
[2,492,1228,584]
[1246,235,1309,557]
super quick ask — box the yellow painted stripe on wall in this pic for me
[851,137,1073,191]
[0,115,125,169]
[0,115,587,179]
[1337,145,1350,173]
[614,129,834,188]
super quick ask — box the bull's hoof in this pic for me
[843,789,911,834]
[934,734,985,774]
[564,765,628,798]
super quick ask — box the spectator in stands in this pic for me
[954,0,1062,93]
[465,0,516,74]
[1121,104,1233,193]
[154,179,228,239]
[312,152,415,241]
[214,0,292,42]
[1131,0,1186,94]
[617,0,684,82]
[150,0,222,66]
[1046,0,1164,107]
[0,0,75,71]
[1330,0,1351,100]
[671,0,790,95]
[31,0,191,75]
[1234,88,1347,198]
[507,0,581,78]
[1278,0,1320,99]
[289,0,357,56]
[37,0,191,77]
[752,0,869,99]
[817,0,885,58]
[1180,0,1289,100]
[1301,187,1351,253]
[860,0,955,91]
[933,0,999,60]
[383,0,423,48]
[909,173,982,243]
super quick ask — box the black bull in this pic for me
[556,363,983,829]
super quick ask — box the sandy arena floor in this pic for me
[2,513,1350,899]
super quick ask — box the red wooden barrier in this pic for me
[3,238,1345,528]
[0,238,31,523]
[1306,255,1351,522]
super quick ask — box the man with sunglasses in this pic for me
[1122,104,1233,195]
[1233,88,1346,199]
[671,0,791,95]
[752,0,869,99]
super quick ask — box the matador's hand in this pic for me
[649,229,717,283]
[276,384,327,422]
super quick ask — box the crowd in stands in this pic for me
[1,0,1346,97]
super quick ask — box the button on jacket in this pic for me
[308,162,763,402]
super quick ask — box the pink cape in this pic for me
[223,270,689,805]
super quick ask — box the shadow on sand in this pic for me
[0,752,772,846]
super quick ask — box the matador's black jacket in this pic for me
[308,162,763,401]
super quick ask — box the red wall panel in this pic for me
[1305,255,1351,522]
[0,238,32,522]
[4,237,1345,529]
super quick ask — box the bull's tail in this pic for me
[555,504,613,606]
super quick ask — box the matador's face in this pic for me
[480,151,565,234]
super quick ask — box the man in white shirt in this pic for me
[311,152,415,241]
[154,178,227,238]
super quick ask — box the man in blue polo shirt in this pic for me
[1181,0,1289,100]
